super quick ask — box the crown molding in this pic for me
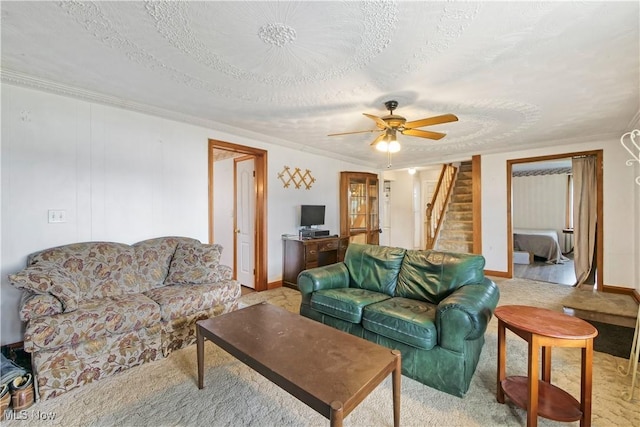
[0,69,376,169]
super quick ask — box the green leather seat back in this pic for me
[362,297,437,350]
[396,250,485,304]
[310,288,390,323]
[344,243,406,296]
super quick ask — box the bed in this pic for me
[513,228,568,264]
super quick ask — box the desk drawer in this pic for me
[318,240,338,251]
[305,245,318,262]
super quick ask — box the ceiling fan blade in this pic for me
[402,128,447,140]
[404,114,458,129]
[369,132,386,147]
[328,129,380,137]
[363,113,390,129]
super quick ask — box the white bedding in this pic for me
[513,228,568,264]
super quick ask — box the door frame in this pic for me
[209,139,268,291]
[506,149,603,289]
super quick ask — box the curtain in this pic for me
[572,156,597,286]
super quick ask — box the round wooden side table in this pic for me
[495,305,598,427]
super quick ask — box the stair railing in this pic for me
[425,164,458,249]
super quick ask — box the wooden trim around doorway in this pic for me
[472,155,482,254]
[209,140,268,292]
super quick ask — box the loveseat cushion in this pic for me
[344,243,406,296]
[362,297,437,350]
[164,242,223,285]
[396,250,485,304]
[133,236,200,290]
[24,293,161,352]
[143,280,239,321]
[310,288,390,323]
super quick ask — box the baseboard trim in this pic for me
[1,341,24,350]
[601,284,640,304]
[484,269,510,278]
[267,280,283,290]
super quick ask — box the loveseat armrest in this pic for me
[436,278,500,352]
[297,263,350,305]
[20,290,64,321]
[216,264,233,281]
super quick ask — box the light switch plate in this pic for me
[48,210,66,223]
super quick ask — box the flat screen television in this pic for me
[300,205,325,228]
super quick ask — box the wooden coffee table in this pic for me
[196,302,401,427]
[496,305,598,427]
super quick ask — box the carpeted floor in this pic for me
[4,278,639,426]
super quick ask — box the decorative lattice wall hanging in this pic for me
[278,166,316,190]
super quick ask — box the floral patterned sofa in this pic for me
[8,236,241,400]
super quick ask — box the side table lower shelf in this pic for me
[502,376,582,422]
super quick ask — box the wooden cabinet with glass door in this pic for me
[340,172,380,245]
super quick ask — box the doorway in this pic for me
[208,140,268,291]
[507,150,603,289]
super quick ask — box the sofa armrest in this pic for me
[297,263,350,305]
[436,278,500,352]
[216,264,233,281]
[20,290,64,321]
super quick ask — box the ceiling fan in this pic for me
[328,100,458,155]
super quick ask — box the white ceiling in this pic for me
[2,1,638,170]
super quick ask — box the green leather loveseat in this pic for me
[298,243,500,397]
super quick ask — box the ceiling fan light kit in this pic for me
[329,100,458,166]
[376,129,400,153]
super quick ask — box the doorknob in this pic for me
[235,229,240,234]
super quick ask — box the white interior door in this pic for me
[236,158,255,289]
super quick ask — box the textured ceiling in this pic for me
[1,1,639,169]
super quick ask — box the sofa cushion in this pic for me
[9,266,80,312]
[24,293,161,352]
[310,288,390,323]
[344,243,406,296]
[133,236,200,290]
[165,242,223,285]
[28,242,141,299]
[396,250,485,304]
[143,280,240,321]
[362,297,437,350]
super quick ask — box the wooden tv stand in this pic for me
[282,235,349,289]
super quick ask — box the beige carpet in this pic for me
[5,279,639,426]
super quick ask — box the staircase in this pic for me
[435,161,474,253]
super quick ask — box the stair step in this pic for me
[440,229,473,240]
[458,171,472,180]
[441,220,473,231]
[459,162,472,172]
[451,193,472,203]
[436,240,473,253]
[446,211,473,221]
[452,185,472,196]
[447,202,472,212]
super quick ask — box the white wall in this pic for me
[0,84,369,345]
[512,174,567,250]
[482,139,638,291]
